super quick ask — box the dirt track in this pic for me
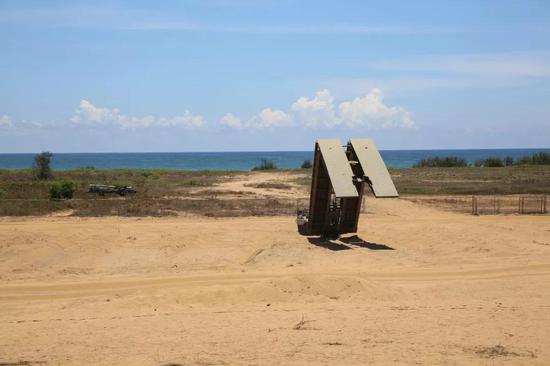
[1,199,550,365]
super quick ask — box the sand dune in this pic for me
[1,199,550,365]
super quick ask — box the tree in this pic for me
[33,151,53,179]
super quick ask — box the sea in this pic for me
[0,149,549,171]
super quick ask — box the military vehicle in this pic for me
[297,138,398,238]
[88,184,136,196]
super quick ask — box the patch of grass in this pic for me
[474,344,534,359]
[0,199,69,216]
[182,179,211,187]
[286,166,550,195]
[71,198,298,217]
[244,182,293,190]
[391,166,550,195]
[288,176,312,187]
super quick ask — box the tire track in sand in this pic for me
[1,262,550,301]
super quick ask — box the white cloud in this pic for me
[71,100,205,129]
[220,113,242,128]
[0,115,13,128]
[71,100,118,123]
[291,89,340,127]
[222,110,295,130]
[339,88,414,128]
[247,108,293,129]
[222,88,414,130]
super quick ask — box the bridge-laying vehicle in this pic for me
[297,138,398,238]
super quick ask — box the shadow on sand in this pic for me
[340,235,395,250]
[307,235,394,251]
[307,237,352,251]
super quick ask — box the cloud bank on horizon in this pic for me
[70,100,205,129]
[220,89,414,130]
[2,88,414,131]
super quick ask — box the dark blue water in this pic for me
[0,149,548,171]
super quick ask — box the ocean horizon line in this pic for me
[1,147,550,155]
[1,148,549,170]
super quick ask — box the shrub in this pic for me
[501,152,550,166]
[475,157,504,167]
[301,159,312,169]
[49,183,62,199]
[413,156,467,168]
[504,156,514,166]
[60,181,75,199]
[33,151,53,180]
[49,181,75,200]
[484,157,504,167]
[252,159,278,171]
[529,152,550,165]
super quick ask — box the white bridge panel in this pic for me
[350,138,398,198]
[317,139,358,198]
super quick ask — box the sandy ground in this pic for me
[1,199,550,365]
[209,170,310,199]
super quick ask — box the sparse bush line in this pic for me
[252,159,278,171]
[414,157,467,168]
[415,152,550,168]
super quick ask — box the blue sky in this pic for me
[1,0,549,152]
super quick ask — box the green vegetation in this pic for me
[474,152,550,167]
[389,166,550,195]
[301,159,312,169]
[252,159,278,171]
[0,168,241,216]
[244,182,293,190]
[414,156,468,168]
[288,165,550,196]
[419,152,550,168]
[49,181,75,200]
[0,169,233,199]
[0,165,549,216]
[33,151,53,180]
[474,157,505,167]
[516,152,550,165]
